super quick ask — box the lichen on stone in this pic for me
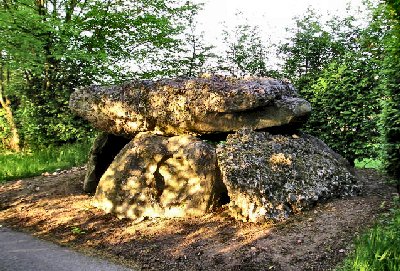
[216,129,359,222]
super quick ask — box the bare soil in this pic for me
[0,168,396,271]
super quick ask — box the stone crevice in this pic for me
[153,154,173,201]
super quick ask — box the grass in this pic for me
[355,158,383,170]
[337,197,400,271]
[0,140,92,183]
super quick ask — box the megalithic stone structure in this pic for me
[69,76,311,137]
[70,75,359,222]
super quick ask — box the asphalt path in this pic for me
[0,226,134,271]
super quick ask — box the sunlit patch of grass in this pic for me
[0,140,92,183]
[355,158,383,170]
[337,197,400,271]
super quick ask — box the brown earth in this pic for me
[0,168,396,271]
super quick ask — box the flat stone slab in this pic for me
[216,129,359,222]
[70,76,311,136]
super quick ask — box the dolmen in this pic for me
[70,75,359,222]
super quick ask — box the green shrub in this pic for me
[300,58,381,164]
[15,96,94,149]
[0,108,11,150]
[378,2,400,191]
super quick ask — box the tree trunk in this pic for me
[0,64,20,152]
[65,0,78,22]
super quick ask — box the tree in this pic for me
[0,53,20,151]
[279,9,332,86]
[0,0,197,148]
[379,0,400,191]
[279,6,386,163]
[217,20,272,77]
[278,8,359,90]
[179,5,216,77]
[135,3,217,78]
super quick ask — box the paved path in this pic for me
[0,226,134,271]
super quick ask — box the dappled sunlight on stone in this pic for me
[188,180,202,194]
[92,198,114,213]
[70,76,360,224]
[92,132,226,221]
[69,76,311,136]
[163,206,186,218]
[96,170,116,191]
[106,101,128,118]
[269,153,292,166]
[269,153,293,171]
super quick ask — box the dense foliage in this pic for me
[302,58,381,164]
[379,0,400,188]
[0,0,197,149]
[278,5,390,165]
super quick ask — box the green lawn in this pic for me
[0,141,92,183]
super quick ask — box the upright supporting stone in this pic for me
[92,132,227,220]
[217,129,359,222]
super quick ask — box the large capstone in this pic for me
[216,129,359,222]
[92,132,228,220]
[69,76,311,137]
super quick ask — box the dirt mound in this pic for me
[0,168,396,271]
